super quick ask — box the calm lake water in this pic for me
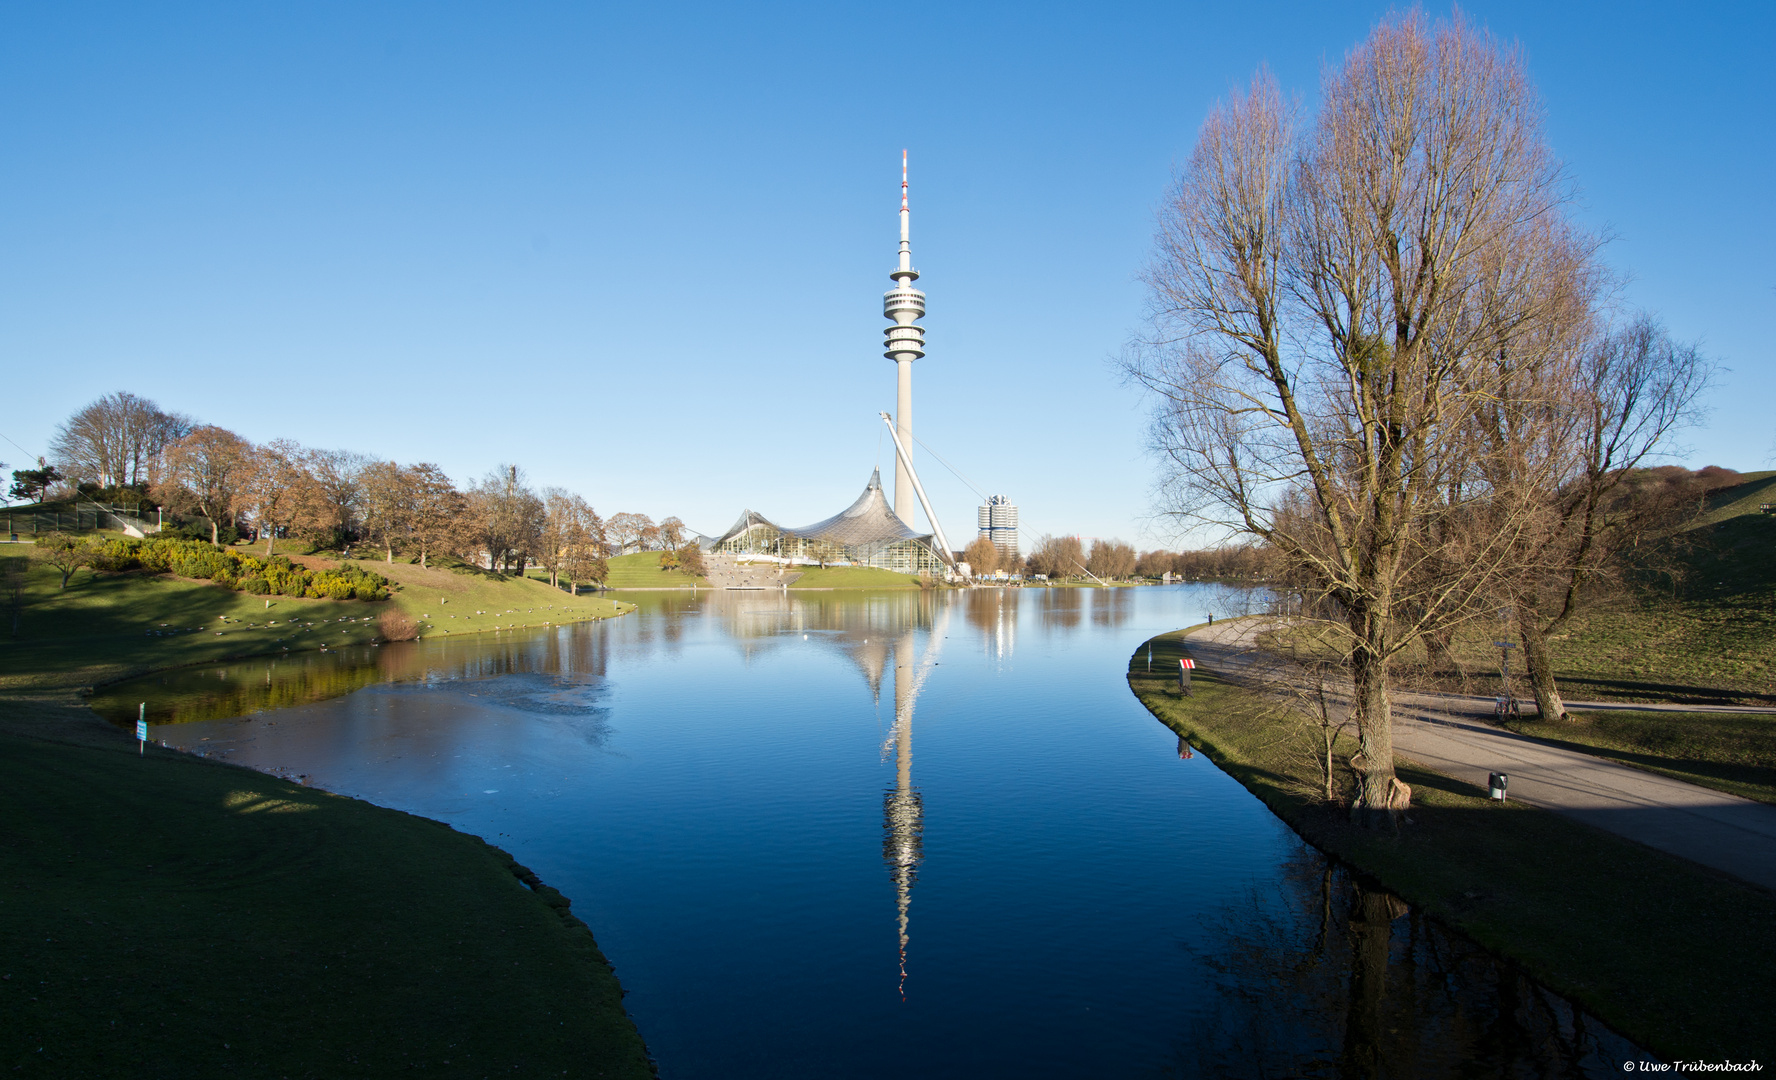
[96,586,1643,1077]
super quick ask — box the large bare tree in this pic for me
[403,464,462,568]
[158,426,251,544]
[50,392,192,493]
[1126,13,1602,822]
[241,439,310,556]
[1477,317,1711,720]
[357,461,411,563]
[561,497,607,593]
[301,449,369,549]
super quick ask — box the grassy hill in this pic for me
[600,550,708,589]
[787,565,922,589]
[0,548,629,696]
[0,542,652,1075]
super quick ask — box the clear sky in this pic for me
[3,2,1770,549]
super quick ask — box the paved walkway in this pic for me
[1183,618,1776,893]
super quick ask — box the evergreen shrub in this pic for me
[64,536,391,601]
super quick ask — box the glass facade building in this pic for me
[711,470,946,576]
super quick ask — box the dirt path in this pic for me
[1184,618,1776,893]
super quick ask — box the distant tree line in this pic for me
[13,391,707,593]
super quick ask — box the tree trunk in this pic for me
[210,518,220,546]
[1515,599,1568,722]
[385,541,393,564]
[265,529,274,557]
[1348,643,1399,828]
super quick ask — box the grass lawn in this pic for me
[1428,505,1776,707]
[1503,709,1776,806]
[0,549,652,1075]
[1129,626,1776,1063]
[0,703,652,1078]
[0,552,629,695]
[787,566,921,590]
[600,551,708,589]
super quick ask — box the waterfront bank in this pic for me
[1127,623,1776,1063]
[0,696,654,1078]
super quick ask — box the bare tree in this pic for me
[241,439,310,556]
[49,392,192,494]
[1024,534,1085,579]
[1479,317,1712,720]
[302,449,369,549]
[404,464,461,568]
[466,465,544,574]
[1087,539,1138,580]
[1125,13,1600,823]
[159,426,251,544]
[606,512,653,554]
[659,516,687,550]
[538,488,579,588]
[358,461,411,563]
[561,497,608,592]
[963,535,1002,577]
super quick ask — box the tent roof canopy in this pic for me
[714,469,935,551]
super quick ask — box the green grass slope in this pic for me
[0,710,652,1078]
[787,566,921,589]
[1128,626,1776,1063]
[1688,470,1776,530]
[0,555,628,695]
[601,551,708,589]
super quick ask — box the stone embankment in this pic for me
[701,552,802,590]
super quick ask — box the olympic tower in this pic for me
[883,151,926,522]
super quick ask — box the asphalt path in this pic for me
[1183,618,1776,893]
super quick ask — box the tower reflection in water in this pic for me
[700,589,955,998]
[882,611,946,999]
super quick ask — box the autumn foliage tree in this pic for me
[962,535,1001,577]
[158,426,250,544]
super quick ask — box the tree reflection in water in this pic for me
[1174,853,1644,1078]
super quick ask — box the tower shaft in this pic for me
[882,150,926,523]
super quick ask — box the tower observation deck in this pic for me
[884,150,926,523]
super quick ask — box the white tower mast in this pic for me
[883,150,926,522]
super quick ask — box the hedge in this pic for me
[80,536,392,601]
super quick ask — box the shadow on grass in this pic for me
[1126,625,1776,1064]
[1550,674,1776,708]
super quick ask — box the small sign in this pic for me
[1179,658,1196,670]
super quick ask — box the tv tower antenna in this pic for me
[883,150,926,522]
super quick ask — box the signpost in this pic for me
[136,703,147,754]
[1178,656,1196,696]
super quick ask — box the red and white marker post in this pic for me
[1178,656,1196,696]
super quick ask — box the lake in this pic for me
[95,585,1642,1077]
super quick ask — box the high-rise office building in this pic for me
[977,496,1018,558]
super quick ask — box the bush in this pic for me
[75,536,392,602]
[378,609,419,641]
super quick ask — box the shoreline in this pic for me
[0,593,654,1075]
[1126,622,1776,1063]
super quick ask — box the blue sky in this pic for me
[2,2,1770,548]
